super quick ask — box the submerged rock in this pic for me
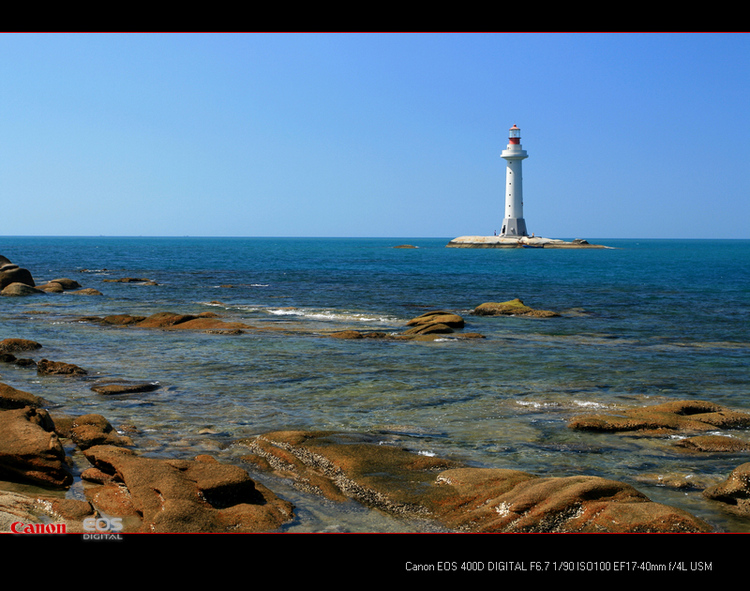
[90,311,255,333]
[36,359,88,376]
[0,339,42,354]
[90,380,161,395]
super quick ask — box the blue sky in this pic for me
[1,33,748,239]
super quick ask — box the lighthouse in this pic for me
[499,124,529,237]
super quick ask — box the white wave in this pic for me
[266,307,398,324]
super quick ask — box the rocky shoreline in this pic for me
[2,256,750,534]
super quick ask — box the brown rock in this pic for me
[0,382,47,410]
[135,312,198,328]
[0,491,94,533]
[1,283,44,297]
[673,435,750,453]
[472,298,560,318]
[101,314,147,326]
[406,311,465,329]
[403,311,465,336]
[0,339,42,354]
[90,380,161,395]
[569,400,750,433]
[134,312,254,333]
[102,277,154,283]
[36,359,87,376]
[81,445,294,533]
[429,468,711,533]
[703,463,750,517]
[37,282,65,293]
[0,265,35,290]
[69,414,134,450]
[47,278,81,290]
[236,430,711,533]
[330,330,388,340]
[0,407,72,488]
[330,330,364,339]
[403,322,455,336]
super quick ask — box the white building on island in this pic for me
[499,124,528,238]
[446,124,607,249]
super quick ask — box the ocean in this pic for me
[1,236,749,532]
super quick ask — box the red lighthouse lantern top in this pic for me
[509,124,521,144]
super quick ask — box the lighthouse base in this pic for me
[499,218,528,237]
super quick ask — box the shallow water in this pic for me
[1,237,749,532]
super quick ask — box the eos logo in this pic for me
[83,517,123,533]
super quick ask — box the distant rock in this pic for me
[47,278,81,290]
[37,282,65,293]
[473,298,560,318]
[0,261,35,290]
[393,244,417,249]
[84,311,255,333]
[102,277,157,285]
[1,283,44,297]
[100,314,147,326]
[329,311,483,341]
[0,339,42,354]
[405,311,465,335]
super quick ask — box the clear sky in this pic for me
[1,32,748,239]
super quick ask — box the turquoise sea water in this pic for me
[1,236,749,532]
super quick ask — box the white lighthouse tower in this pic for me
[499,124,529,237]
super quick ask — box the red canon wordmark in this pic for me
[11,522,67,534]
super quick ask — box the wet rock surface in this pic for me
[703,463,750,517]
[568,400,750,434]
[330,311,484,341]
[236,430,713,533]
[0,406,72,488]
[80,445,294,533]
[0,263,747,534]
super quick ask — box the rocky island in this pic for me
[446,235,610,248]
